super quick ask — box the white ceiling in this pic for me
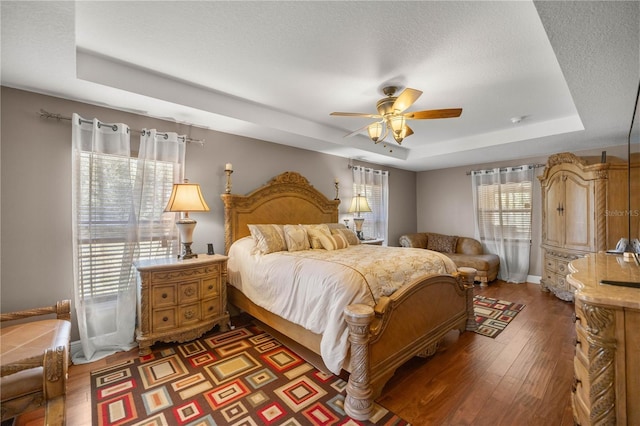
[1,1,638,171]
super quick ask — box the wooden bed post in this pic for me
[457,267,478,331]
[343,304,374,421]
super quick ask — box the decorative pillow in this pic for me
[283,224,310,252]
[248,224,286,254]
[319,233,349,251]
[325,223,347,230]
[302,224,332,249]
[331,228,360,245]
[426,233,459,253]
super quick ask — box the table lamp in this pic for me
[348,194,372,240]
[165,179,210,259]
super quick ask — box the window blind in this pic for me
[77,151,177,298]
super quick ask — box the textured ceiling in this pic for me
[1,1,638,171]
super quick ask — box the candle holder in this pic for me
[225,168,233,194]
[334,180,340,200]
[343,219,350,229]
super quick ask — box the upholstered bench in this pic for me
[399,232,500,285]
[0,300,71,425]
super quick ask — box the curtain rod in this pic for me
[38,109,205,146]
[348,164,389,175]
[465,163,544,176]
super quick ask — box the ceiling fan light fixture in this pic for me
[389,115,406,136]
[367,122,383,142]
[393,129,406,144]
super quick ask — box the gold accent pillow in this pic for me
[331,228,360,245]
[302,224,332,249]
[283,224,310,252]
[248,224,286,254]
[426,233,458,253]
[319,233,349,250]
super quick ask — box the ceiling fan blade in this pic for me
[330,112,381,118]
[392,88,423,113]
[343,121,379,138]
[405,108,463,119]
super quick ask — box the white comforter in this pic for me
[227,237,457,374]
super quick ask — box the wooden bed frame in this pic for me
[221,171,477,420]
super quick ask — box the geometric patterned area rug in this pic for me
[473,295,525,338]
[91,325,409,426]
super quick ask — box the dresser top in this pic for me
[134,254,228,271]
[567,252,640,310]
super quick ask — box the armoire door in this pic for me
[563,172,595,251]
[544,172,565,247]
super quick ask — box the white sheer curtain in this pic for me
[471,165,534,283]
[351,166,389,242]
[134,129,186,259]
[72,114,138,363]
[72,118,187,364]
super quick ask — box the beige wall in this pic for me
[416,145,634,279]
[0,87,416,339]
[2,86,634,340]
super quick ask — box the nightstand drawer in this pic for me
[202,298,221,319]
[201,277,219,298]
[179,303,201,325]
[179,280,200,304]
[152,285,177,307]
[153,307,177,331]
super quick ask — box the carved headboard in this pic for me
[220,171,340,254]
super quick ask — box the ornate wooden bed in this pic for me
[221,171,476,420]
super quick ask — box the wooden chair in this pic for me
[0,300,71,425]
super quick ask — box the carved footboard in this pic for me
[342,267,476,420]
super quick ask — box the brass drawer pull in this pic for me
[162,293,168,299]
[163,316,169,322]
[208,285,214,290]
[208,306,214,311]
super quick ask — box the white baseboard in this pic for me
[527,275,541,284]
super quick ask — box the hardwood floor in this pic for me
[378,281,576,426]
[13,281,576,425]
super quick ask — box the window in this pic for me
[351,166,389,241]
[476,180,532,243]
[471,165,534,283]
[76,152,177,299]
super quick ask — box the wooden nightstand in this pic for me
[360,238,384,245]
[134,254,229,355]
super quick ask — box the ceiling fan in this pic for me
[330,86,462,146]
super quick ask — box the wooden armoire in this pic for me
[539,152,639,301]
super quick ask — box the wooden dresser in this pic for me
[567,252,640,425]
[134,254,229,355]
[539,152,639,301]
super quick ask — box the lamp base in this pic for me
[178,242,198,260]
[176,219,198,259]
[353,217,365,240]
